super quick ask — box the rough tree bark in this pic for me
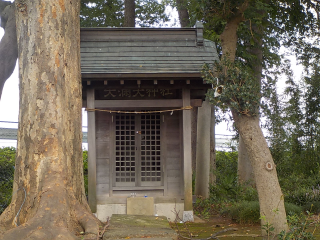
[0,2,18,100]
[124,0,135,27]
[219,3,288,236]
[176,0,190,27]
[238,137,253,184]
[0,1,100,239]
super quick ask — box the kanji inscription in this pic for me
[102,89,175,99]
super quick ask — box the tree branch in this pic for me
[0,3,18,100]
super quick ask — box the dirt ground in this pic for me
[170,214,320,240]
[99,214,320,240]
[170,215,263,240]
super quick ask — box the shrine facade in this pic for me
[80,23,219,221]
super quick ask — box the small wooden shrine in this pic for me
[80,23,219,221]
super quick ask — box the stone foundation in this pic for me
[96,200,184,222]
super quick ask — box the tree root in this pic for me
[0,187,102,240]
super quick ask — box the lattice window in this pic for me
[141,113,161,182]
[115,114,136,183]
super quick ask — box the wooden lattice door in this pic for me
[114,113,162,187]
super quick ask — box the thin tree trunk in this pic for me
[124,0,135,27]
[238,21,264,186]
[176,0,190,27]
[195,99,211,198]
[0,3,17,100]
[232,112,288,235]
[0,0,100,238]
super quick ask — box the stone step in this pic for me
[103,214,178,240]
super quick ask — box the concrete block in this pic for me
[97,204,126,222]
[183,211,194,222]
[127,197,154,215]
[154,203,184,222]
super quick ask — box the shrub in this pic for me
[285,202,303,216]
[83,150,88,197]
[222,201,302,224]
[278,213,316,240]
[285,185,320,206]
[0,147,16,214]
[303,201,320,214]
[224,201,260,224]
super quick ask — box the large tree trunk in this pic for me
[124,0,135,27]
[0,3,18,100]
[0,0,100,239]
[219,6,288,236]
[238,137,254,184]
[176,0,190,27]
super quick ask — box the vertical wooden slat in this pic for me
[136,114,141,187]
[109,113,115,196]
[161,113,168,196]
[182,88,193,216]
[87,88,97,212]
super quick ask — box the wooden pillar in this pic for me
[191,108,198,172]
[210,105,216,184]
[195,99,211,198]
[182,88,194,222]
[87,88,97,213]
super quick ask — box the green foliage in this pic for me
[203,58,260,116]
[303,202,320,215]
[223,201,302,225]
[208,151,258,203]
[83,150,88,197]
[285,184,320,207]
[0,147,15,214]
[194,151,259,219]
[193,198,217,219]
[224,201,261,224]
[80,0,169,27]
[278,213,317,240]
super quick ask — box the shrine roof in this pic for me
[80,23,219,79]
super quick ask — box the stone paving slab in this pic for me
[103,214,178,240]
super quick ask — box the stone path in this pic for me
[103,214,178,240]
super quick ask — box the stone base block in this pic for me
[127,197,154,215]
[96,201,186,222]
[96,204,126,222]
[183,211,194,222]
[154,203,184,222]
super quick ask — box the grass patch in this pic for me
[222,201,303,224]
